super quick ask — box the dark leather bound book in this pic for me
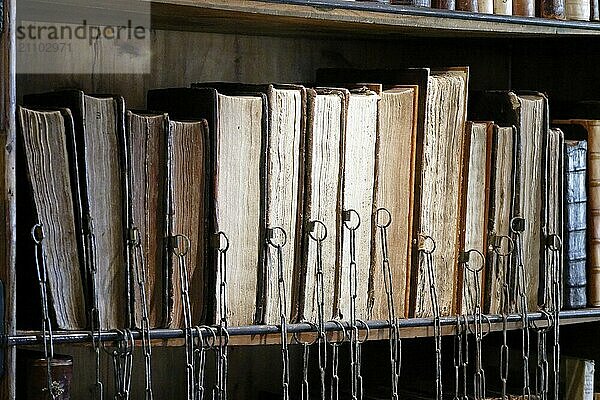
[126,111,169,328]
[23,90,130,330]
[592,0,600,19]
[514,0,536,15]
[539,0,566,18]
[148,87,268,326]
[470,91,548,312]
[191,82,307,325]
[390,0,432,6]
[16,107,87,330]
[457,0,479,11]
[562,139,587,309]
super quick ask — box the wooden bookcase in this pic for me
[3,0,600,398]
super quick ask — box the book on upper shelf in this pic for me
[23,90,130,330]
[16,106,87,330]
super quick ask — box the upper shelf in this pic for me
[148,0,600,37]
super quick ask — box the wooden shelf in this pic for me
[148,0,600,37]
[11,308,600,347]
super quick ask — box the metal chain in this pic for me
[328,320,346,400]
[419,234,442,399]
[460,249,487,400]
[112,329,134,400]
[376,208,401,400]
[85,216,104,400]
[453,315,469,400]
[308,220,328,400]
[293,322,318,400]
[355,320,369,400]
[547,234,562,400]
[534,314,551,400]
[31,224,58,400]
[193,325,216,400]
[215,231,230,400]
[511,217,531,398]
[267,227,290,400]
[343,209,361,400]
[171,234,195,400]
[130,227,154,400]
[491,234,514,400]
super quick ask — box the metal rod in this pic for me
[7,309,600,347]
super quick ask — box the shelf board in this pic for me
[148,0,600,37]
[11,308,600,347]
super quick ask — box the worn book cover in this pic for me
[24,90,130,330]
[16,107,87,330]
[470,91,548,312]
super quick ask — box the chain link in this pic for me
[491,234,514,400]
[546,234,562,400]
[376,208,402,400]
[267,227,290,400]
[130,227,154,400]
[511,217,531,398]
[453,315,468,400]
[112,329,134,400]
[418,235,442,399]
[85,215,104,400]
[31,224,58,400]
[344,209,361,400]
[215,231,229,400]
[328,320,345,400]
[308,220,328,400]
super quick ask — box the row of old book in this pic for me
[16,67,600,332]
[356,0,598,21]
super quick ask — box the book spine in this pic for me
[458,0,479,11]
[591,0,600,19]
[589,128,600,307]
[564,140,587,309]
[564,0,591,19]
[494,0,514,14]
[540,0,566,18]
[390,0,432,6]
[477,0,494,12]
[513,0,535,15]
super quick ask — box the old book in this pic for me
[539,127,564,311]
[297,88,347,322]
[434,0,456,9]
[563,139,587,309]
[513,0,535,15]
[539,0,566,17]
[561,357,595,400]
[460,121,492,314]
[337,86,379,321]
[24,90,129,330]
[484,125,516,315]
[458,0,479,11]
[411,68,469,318]
[470,91,548,312]
[369,85,418,321]
[191,82,306,325]
[168,120,208,328]
[494,0,513,14]
[127,111,169,328]
[389,0,432,6]
[317,67,469,317]
[592,0,600,19]
[148,87,266,327]
[565,0,591,18]
[478,0,494,13]
[17,107,87,330]
[553,114,600,308]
